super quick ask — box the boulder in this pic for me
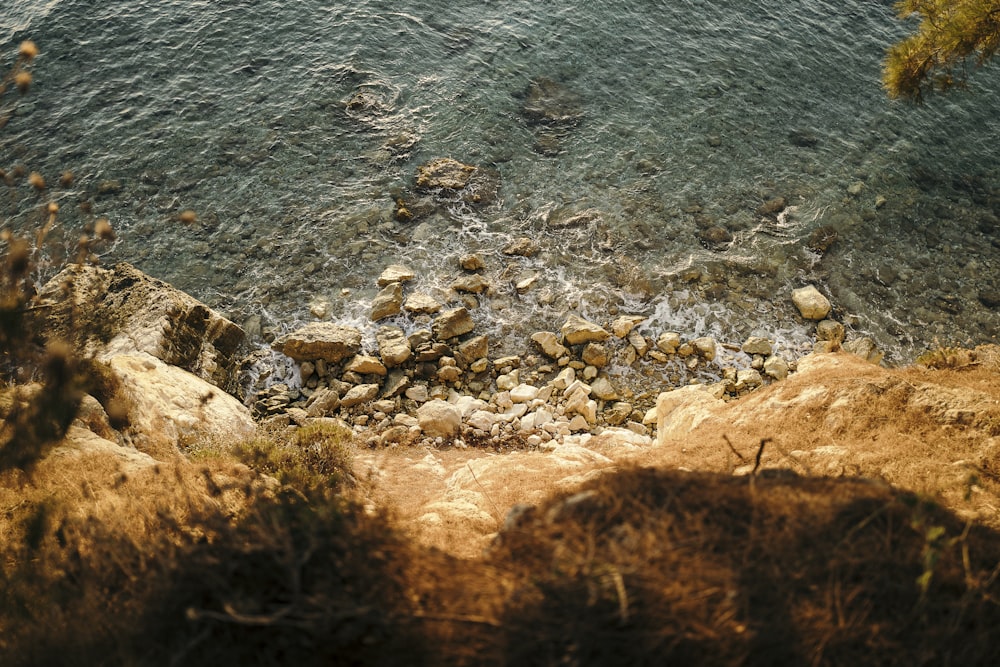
[691,337,717,362]
[415,158,476,190]
[451,274,490,294]
[520,77,584,126]
[107,352,255,457]
[371,282,404,321]
[581,343,609,368]
[376,326,412,367]
[31,263,245,390]
[656,332,682,354]
[532,331,570,360]
[816,319,846,345]
[742,336,774,356]
[611,315,646,338]
[417,399,462,438]
[560,315,610,345]
[343,355,387,376]
[404,292,443,314]
[273,322,362,363]
[432,307,475,340]
[377,264,415,287]
[340,383,380,409]
[792,285,832,320]
[457,335,489,366]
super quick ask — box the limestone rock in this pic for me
[432,307,475,340]
[415,158,476,190]
[273,322,362,363]
[108,352,254,456]
[417,399,462,438]
[404,292,443,314]
[590,377,619,401]
[656,332,681,355]
[376,326,411,367]
[521,76,584,126]
[456,335,489,365]
[532,331,570,360]
[371,282,404,321]
[451,274,489,294]
[655,385,725,445]
[843,338,884,365]
[691,337,717,362]
[742,336,773,356]
[502,237,540,257]
[377,264,415,287]
[611,315,646,338]
[32,263,245,390]
[816,319,846,344]
[627,330,650,357]
[763,355,790,381]
[344,355,388,376]
[792,285,832,320]
[341,383,380,409]
[560,315,610,345]
[459,254,485,271]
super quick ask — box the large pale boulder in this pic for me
[32,263,245,389]
[791,285,832,320]
[417,399,462,438]
[560,315,610,345]
[108,352,255,457]
[273,322,362,363]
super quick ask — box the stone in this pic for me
[415,158,476,190]
[756,197,787,217]
[452,274,489,294]
[457,335,489,365]
[816,319,846,344]
[655,385,725,445]
[382,371,409,398]
[627,330,650,357]
[31,263,245,390]
[735,369,764,391]
[792,285,832,320]
[521,77,584,126]
[371,282,404,321]
[590,377,619,401]
[742,336,773,356]
[340,383,380,408]
[306,388,341,417]
[273,322,362,363]
[377,264,415,287]
[532,331,570,360]
[611,315,645,338]
[763,355,790,381]
[376,326,411,367]
[515,271,539,293]
[404,292,443,314]
[460,254,485,271]
[432,307,475,340]
[656,332,682,354]
[510,383,540,404]
[502,237,539,257]
[437,365,462,383]
[581,343,609,368]
[343,355,387,376]
[560,315,610,345]
[847,181,864,197]
[691,337,717,362]
[106,352,254,456]
[405,384,429,402]
[417,399,462,438]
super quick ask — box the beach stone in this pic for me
[460,254,484,271]
[306,388,341,417]
[627,330,650,357]
[436,365,462,383]
[547,207,602,229]
[510,383,540,404]
[382,371,409,398]
[417,399,462,437]
[756,197,787,217]
[742,336,773,356]
[457,335,489,366]
[550,367,575,390]
[816,319,846,344]
[340,383,380,408]
[792,285,831,320]
[763,355,790,381]
[691,337,717,361]
[404,292,443,314]
[656,332,682,355]
[590,377,619,401]
[611,315,646,338]
[371,282,403,321]
[376,326,411,367]
[343,355,387,376]
[273,322,361,363]
[451,274,489,294]
[735,369,764,392]
[515,271,539,293]
[433,307,475,340]
[532,331,570,360]
[502,237,539,257]
[415,342,452,362]
[561,315,610,345]
[580,343,609,368]
[377,264,415,287]
[467,410,498,432]
[415,158,476,190]
[406,384,429,403]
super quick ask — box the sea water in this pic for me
[2,0,998,368]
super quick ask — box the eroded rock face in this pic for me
[273,322,362,363]
[31,263,245,390]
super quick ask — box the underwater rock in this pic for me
[416,157,477,190]
[520,76,584,126]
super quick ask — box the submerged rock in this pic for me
[415,158,477,190]
[520,76,584,126]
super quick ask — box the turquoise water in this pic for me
[2,0,999,363]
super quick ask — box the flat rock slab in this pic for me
[273,322,362,363]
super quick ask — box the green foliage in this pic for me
[884,0,1000,101]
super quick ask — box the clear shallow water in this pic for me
[2,0,999,366]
